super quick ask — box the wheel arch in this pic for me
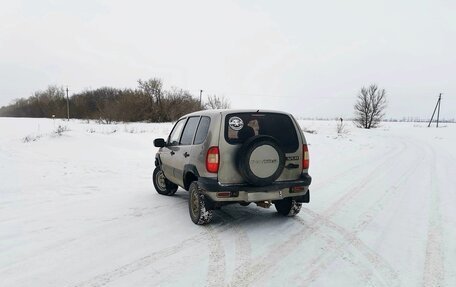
[155,154,162,167]
[183,164,200,191]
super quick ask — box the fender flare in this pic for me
[183,164,200,190]
[155,154,162,167]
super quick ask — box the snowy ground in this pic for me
[0,117,455,287]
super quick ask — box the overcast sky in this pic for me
[1,0,454,119]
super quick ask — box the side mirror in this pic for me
[154,138,166,148]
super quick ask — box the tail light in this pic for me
[302,144,309,170]
[206,146,219,173]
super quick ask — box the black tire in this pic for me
[274,198,302,216]
[153,167,178,196]
[237,135,285,186]
[188,182,213,225]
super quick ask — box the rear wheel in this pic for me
[153,167,178,196]
[188,182,213,225]
[274,198,302,216]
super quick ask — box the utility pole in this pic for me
[66,86,70,121]
[199,90,203,108]
[428,93,442,127]
[436,93,441,127]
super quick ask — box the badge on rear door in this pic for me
[228,117,244,131]
[286,156,300,161]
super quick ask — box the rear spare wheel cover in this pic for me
[237,135,285,186]
[249,145,280,178]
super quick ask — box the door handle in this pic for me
[170,151,175,155]
[183,152,190,158]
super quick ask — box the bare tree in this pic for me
[163,87,201,121]
[137,78,163,105]
[354,84,387,129]
[137,78,163,121]
[205,95,231,109]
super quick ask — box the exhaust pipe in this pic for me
[255,201,272,208]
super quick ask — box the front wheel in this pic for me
[188,182,213,225]
[274,198,302,216]
[153,167,178,196]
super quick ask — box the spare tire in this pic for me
[237,135,285,186]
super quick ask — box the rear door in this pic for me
[218,112,302,184]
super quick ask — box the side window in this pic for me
[180,117,200,145]
[168,119,186,146]
[194,116,211,145]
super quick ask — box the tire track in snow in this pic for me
[229,137,409,286]
[294,146,424,286]
[422,142,445,287]
[73,236,201,287]
[316,138,407,220]
[204,209,254,287]
[73,216,245,287]
[295,210,399,286]
[218,209,252,285]
[231,222,252,283]
[205,224,226,287]
[312,144,397,191]
[294,214,389,286]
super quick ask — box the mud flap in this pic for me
[294,189,310,203]
[204,195,217,210]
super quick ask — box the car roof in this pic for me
[182,109,293,119]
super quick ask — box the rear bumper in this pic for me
[198,173,311,202]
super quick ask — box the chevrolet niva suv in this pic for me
[153,109,311,225]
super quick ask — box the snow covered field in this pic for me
[1,117,455,287]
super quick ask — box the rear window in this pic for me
[180,117,200,145]
[224,112,299,153]
[194,116,211,145]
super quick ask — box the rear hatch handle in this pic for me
[285,163,299,169]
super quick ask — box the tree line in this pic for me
[1,79,393,129]
[0,79,230,123]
